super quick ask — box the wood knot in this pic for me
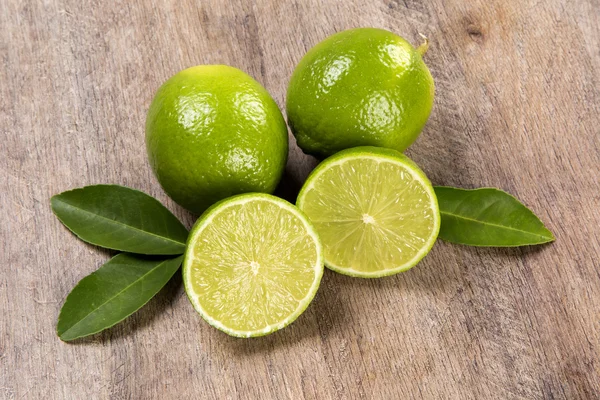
[466,23,485,43]
[386,0,400,10]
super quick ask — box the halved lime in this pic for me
[183,193,323,337]
[297,147,440,278]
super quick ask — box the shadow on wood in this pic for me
[212,270,353,356]
[456,242,552,259]
[274,164,310,204]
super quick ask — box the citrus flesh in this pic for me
[183,193,323,337]
[297,147,440,277]
[287,28,434,158]
[146,65,288,214]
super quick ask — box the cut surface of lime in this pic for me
[183,193,323,337]
[297,147,440,278]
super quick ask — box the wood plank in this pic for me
[1,0,599,398]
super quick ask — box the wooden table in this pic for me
[2,0,599,398]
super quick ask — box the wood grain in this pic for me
[1,0,599,398]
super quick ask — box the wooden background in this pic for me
[1,0,599,398]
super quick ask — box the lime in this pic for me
[183,193,323,337]
[146,65,288,214]
[286,28,434,158]
[297,147,440,277]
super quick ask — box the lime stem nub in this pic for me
[416,33,429,56]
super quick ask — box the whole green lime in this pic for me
[286,28,434,158]
[146,65,288,214]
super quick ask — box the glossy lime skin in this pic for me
[146,65,288,214]
[286,28,434,158]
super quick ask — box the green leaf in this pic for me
[434,186,555,247]
[57,253,183,341]
[51,185,188,255]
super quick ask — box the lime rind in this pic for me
[297,147,440,278]
[183,193,324,337]
[286,28,435,158]
[146,65,289,215]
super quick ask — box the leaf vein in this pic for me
[439,210,552,239]
[55,199,186,246]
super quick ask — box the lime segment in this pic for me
[183,193,323,337]
[297,147,440,278]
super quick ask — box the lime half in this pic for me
[297,147,440,278]
[183,193,323,337]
